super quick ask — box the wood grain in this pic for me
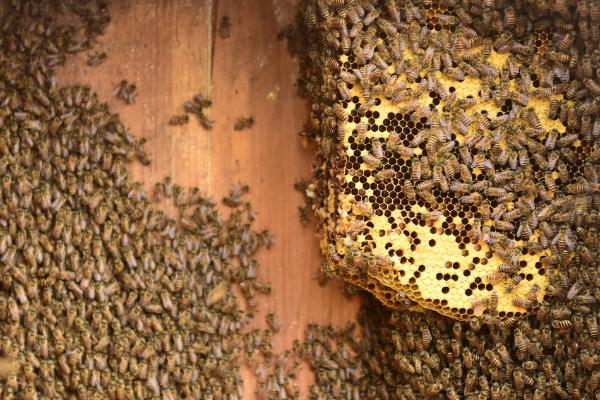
[57,0,360,396]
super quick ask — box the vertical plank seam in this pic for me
[207,0,215,189]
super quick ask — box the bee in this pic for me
[551,319,573,329]
[566,177,594,194]
[566,283,581,300]
[168,114,189,126]
[397,356,416,374]
[549,50,571,64]
[384,0,401,24]
[264,313,281,334]
[460,192,482,205]
[355,122,369,143]
[305,4,319,28]
[86,51,107,66]
[470,297,490,314]
[114,80,137,104]
[402,180,417,201]
[371,139,384,158]
[557,133,579,147]
[358,98,378,114]
[505,274,523,293]
[377,18,397,36]
[352,201,373,216]
[390,330,402,352]
[375,168,395,181]
[385,132,401,152]
[455,7,472,24]
[512,297,533,309]
[585,78,600,95]
[485,349,503,368]
[581,53,594,79]
[337,82,352,101]
[553,163,570,188]
[363,153,382,168]
[349,19,364,38]
[480,37,493,60]
[586,315,599,337]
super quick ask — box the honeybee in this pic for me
[505,274,523,293]
[584,78,600,95]
[384,0,400,24]
[358,98,378,114]
[168,115,189,125]
[352,200,373,217]
[460,192,482,205]
[471,297,490,314]
[410,156,422,181]
[402,180,417,201]
[355,122,369,143]
[371,139,384,158]
[337,82,352,100]
[584,315,599,338]
[375,168,395,181]
[363,153,382,168]
[420,210,441,226]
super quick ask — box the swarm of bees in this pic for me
[297,0,600,398]
[298,295,600,400]
[0,1,284,399]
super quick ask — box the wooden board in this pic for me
[57,0,360,395]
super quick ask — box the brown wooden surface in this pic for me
[57,0,359,396]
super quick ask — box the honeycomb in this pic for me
[305,0,594,321]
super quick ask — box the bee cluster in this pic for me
[299,0,599,321]
[0,1,284,399]
[298,296,600,400]
[294,0,600,398]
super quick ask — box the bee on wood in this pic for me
[402,180,417,201]
[86,51,107,66]
[233,116,255,131]
[266,313,281,333]
[351,201,372,217]
[218,15,231,39]
[114,80,137,104]
[168,115,189,125]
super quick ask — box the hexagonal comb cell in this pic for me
[304,1,594,322]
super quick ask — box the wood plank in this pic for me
[211,0,359,331]
[57,0,360,395]
[57,0,214,193]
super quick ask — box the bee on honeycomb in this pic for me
[302,0,597,323]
